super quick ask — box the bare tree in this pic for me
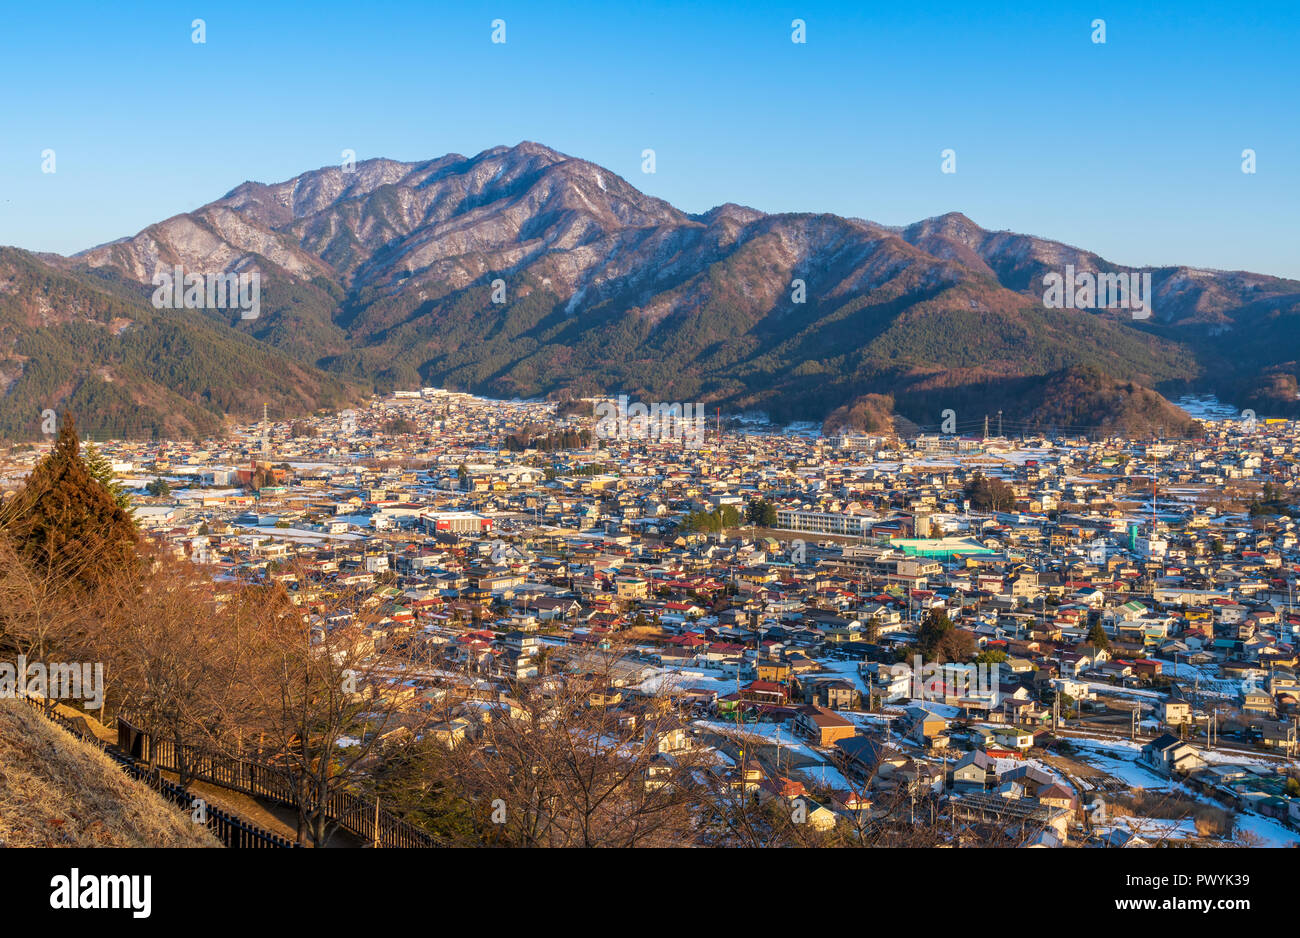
[85,547,254,787]
[233,572,440,846]
[428,640,712,846]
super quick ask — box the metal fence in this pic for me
[116,717,442,848]
[21,694,296,848]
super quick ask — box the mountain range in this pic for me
[4,141,1299,441]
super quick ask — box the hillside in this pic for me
[0,699,216,847]
[0,248,362,441]
[821,367,1202,439]
[1022,367,1203,438]
[42,141,1300,428]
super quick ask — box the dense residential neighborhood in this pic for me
[7,389,1296,847]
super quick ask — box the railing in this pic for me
[117,717,443,848]
[20,694,296,848]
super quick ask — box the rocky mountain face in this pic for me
[31,141,1300,437]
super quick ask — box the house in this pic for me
[755,658,792,683]
[757,773,807,804]
[796,799,838,831]
[713,761,764,794]
[999,763,1056,796]
[614,576,649,601]
[428,716,475,747]
[740,680,789,705]
[493,651,539,681]
[949,750,994,791]
[644,722,692,754]
[793,705,857,747]
[1097,828,1150,848]
[1037,782,1078,813]
[976,724,1034,752]
[500,630,540,656]
[905,706,949,747]
[1049,677,1092,701]
[1257,721,1297,752]
[1157,699,1193,726]
[801,676,860,710]
[1242,690,1277,717]
[823,622,864,644]
[1139,733,1206,776]
[587,686,623,708]
[833,735,898,781]
[830,789,872,816]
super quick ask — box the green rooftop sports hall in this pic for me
[890,537,996,559]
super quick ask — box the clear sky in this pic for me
[1,1,1296,276]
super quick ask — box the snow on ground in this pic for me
[1086,682,1162,700]
[1062,739,1299,844]
[1095,816,1199,841]
[814,661,870,695]
[174,487,243,500]
[234,523,362,542]
[796,763,853,791]
[689,717,870,792]
[635,667,738,697]
[842,711,895,728]
[1029,758,1070,785]
[1198,678,1244,697]
[692,719,821,762]
[1231,810,1300,847]
[1163,779,1300,846]
[1199,749,1278,768]
[1150,658,1217,682]
[1065,737,1173,790]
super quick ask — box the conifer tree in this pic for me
[83,442,132,513]
[3,414,138,589]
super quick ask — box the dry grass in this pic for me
[624,625,668,642]
[0,699,216,847]
[1108,789,1234,838]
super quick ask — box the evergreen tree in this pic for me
[916,608,975,663]
[746,498,778,527]
[1087,620,1110,652]
[3,414,138,589]
[83,442,132,513]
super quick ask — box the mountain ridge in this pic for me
[7,141,1298,438]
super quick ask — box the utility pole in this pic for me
[997,410,1003,438]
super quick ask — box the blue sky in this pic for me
[2,1,1296,276]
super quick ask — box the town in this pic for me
[6,388,1299,848]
